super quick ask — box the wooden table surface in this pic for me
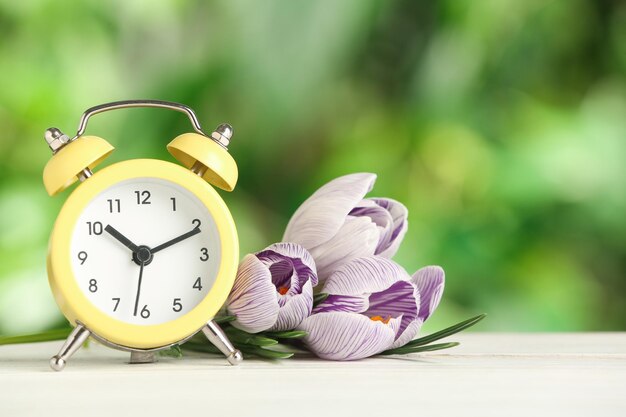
[1,333,625,417]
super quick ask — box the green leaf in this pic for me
[158,345,183,358]
[224,326,278,346]
[183,340,296,360]
[261,342,307,354]
[404,313,486,348]
[0,328,72,345]
[239,345,294,359]
[214,315,237,324]
[313,293,329,307]
[263,330,307,339]
[182,341,222,355]
[380,342,460,355]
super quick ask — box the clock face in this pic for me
[70,177,221,325]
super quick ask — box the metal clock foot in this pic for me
[202,320,243,365]
[129,351,156,364]
[50,324,91,371]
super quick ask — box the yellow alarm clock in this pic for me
[43,100,242,371]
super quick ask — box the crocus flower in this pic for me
[283,173,408,284]
[226,243,318,333]
[298,256,444,360]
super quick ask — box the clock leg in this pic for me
[201,320,243,365]
[129,351,156,364]
[50,324,91,371]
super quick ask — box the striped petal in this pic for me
[308,216,379,284]
[349,199,395,256]
[257,242,318,289]
[283,173,377,250]
[270,281,314,331]
[322,256,411,296]
[370,198,408,258]
[366,280,419,342]
[390,318,424,349]
[299,312,396,360]
[312,294,369,314]
[226,254,279,333]
[412,266,445,321]
[261,242,317,280]
[387,315,403,336]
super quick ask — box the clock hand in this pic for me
[105,224,139,252]
[133,260,145,317]
[151,226,201,254]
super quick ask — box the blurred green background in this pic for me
[0,0,624,335]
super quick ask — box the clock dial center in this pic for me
[132,245,153,266]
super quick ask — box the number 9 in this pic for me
[78,251,88,265]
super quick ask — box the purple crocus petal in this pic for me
[312,294,369,314]
[308,216,379,284]
[257,242,318,294]
[387,315,403,336]
[248,242,317,330]
[349,199,395,256]
[412,265,445,321]
[298,312,396,360]
[371,198,408,258]
[366,280,420,341]
[367,281,418,319]
[283,173,377,250]
[270,280,314,331]
[262,242,318,286]
[258,256,295,303]
[322,256,410,296]
[254,253,299,306]
[390,318,424,349]
[226,254,279,333]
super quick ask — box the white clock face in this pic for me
[70,178,221,325]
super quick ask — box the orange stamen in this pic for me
[278,287,289,295]
[370,315,391,324]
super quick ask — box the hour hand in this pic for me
[152,227,201,254]
[105,224,139,252]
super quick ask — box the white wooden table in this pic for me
[1,333,624,417]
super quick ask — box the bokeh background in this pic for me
[0,0,624,335]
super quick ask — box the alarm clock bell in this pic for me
[43,129,114,196]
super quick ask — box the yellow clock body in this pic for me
[47,158,239,349]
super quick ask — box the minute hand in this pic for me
[152,227,201,254]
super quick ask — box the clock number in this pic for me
[192,218,201,229]
[200,248,209,261]
[140,305,151,319]
[193,277,203,291]
[89,279,98,293]
[112,297,120,312]
[107,198,121,213]
[172,298,183,312]
[77,251,88,265]
[170,197,177,211]
[86,221,103,235]
[134,190,151,205]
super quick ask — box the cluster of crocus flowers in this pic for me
[226,173,445,360]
